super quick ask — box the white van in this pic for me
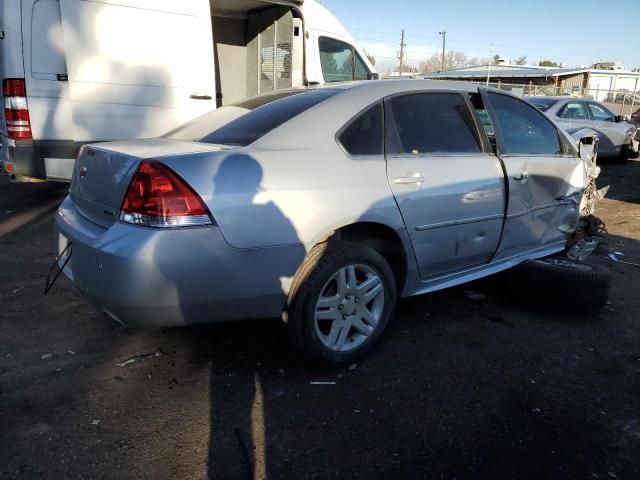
[1,0,376,181]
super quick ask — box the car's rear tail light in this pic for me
[119,160,213,228]
[3,79,32,140]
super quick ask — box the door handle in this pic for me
[512,171,529,183]
[394,176,424,185]
[190,94,212,100]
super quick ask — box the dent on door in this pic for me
[496,155,586,260]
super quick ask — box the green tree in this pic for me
[492,54,502,65]
[538,60,559,67]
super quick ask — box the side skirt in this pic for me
[402,241,565,298]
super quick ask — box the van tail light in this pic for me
[119,160,213,228]
[3,79,32,140]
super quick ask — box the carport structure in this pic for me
[423,65,590,95]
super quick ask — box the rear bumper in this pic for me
[54,195,306,327]
[6,140,85,180]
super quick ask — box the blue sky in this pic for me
[320,0,639,71]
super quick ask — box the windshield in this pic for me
[166,88,342,146]
[527,98,558,112]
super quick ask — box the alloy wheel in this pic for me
[314,263,385,352]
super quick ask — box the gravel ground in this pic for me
[1,160,639,480]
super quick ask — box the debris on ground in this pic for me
[309,381,336,385]
[567,215,608,261]
[348,363,357,370]
[91,420,100,426]
[115,349,164,368]
[464,291,485,301]
[608,251,640,268]
[40,353,53,360]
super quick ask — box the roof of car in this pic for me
[528,96,586,101]
[336,79,484,95]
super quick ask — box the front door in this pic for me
[480,90,585,261]
[585,102,625,156]
[385,91,505,279]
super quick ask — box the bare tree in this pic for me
[515,55,527,65]
[363,49,376,67]
[419,50,489,73]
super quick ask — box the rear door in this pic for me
[22,0,75,178]
[481,90,584,261]
[556,100,591,130]
[59,0,215,142]
[385,91,505,279]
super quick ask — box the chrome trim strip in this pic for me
[415,213,504,231]
[506,199,577,220]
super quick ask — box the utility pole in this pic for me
[398,29,406,76]
[439,31,446,71]
[486,43,494,86]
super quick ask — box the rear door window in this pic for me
[487,93,561,155]
[385,93,481,155]
[558,102,588,120]
[338,103,383,156]
[319,37,370,82]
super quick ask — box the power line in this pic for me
[350,27,606,63]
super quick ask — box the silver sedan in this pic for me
[528,96,638,162]
[54,80,589,365]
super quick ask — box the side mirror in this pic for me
[614,115,628,123]
[367,72,380,80]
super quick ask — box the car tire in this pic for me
[617,144,630,164]
[285,240,396,366]
[508,257,612,311]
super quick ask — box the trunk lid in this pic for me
[70,138,223,228]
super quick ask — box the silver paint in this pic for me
[55,80,588,327]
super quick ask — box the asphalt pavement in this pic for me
[1,160,639,479]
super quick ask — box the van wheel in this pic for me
[285,241,396,366]
[508,257,612,310]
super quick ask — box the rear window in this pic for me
[338,103,383,156]
[527,98,558,112]
[166,88,341,146]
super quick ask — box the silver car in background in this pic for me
[55,80,589,365]
[528,96,638,162]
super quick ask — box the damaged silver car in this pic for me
[54,80,600,365]
[528,96,638,163]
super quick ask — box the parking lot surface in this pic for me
[1,161,640,479]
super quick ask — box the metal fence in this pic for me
[479,81,640,117]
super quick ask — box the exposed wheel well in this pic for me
[333,222,408,293]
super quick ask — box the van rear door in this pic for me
[59,0,216,142]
